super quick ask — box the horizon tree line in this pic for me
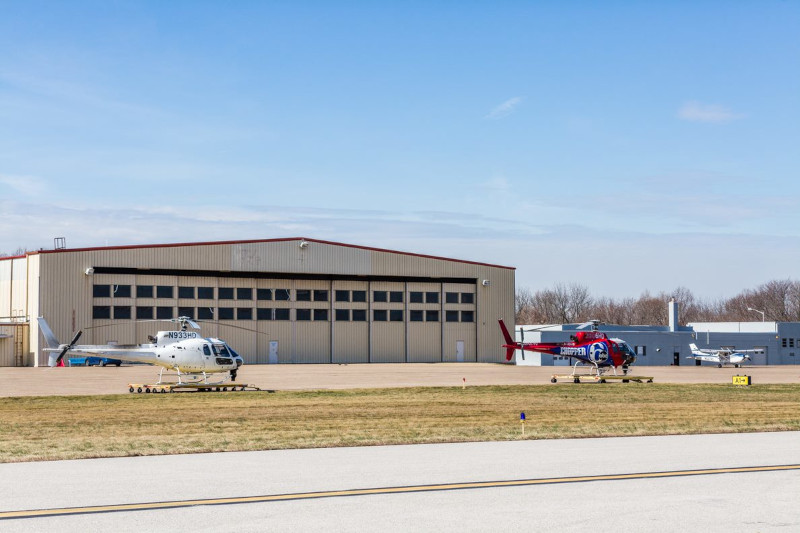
[516,279,800,326]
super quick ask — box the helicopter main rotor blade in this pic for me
[193,320,269,336]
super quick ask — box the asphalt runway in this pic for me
[1,432,799,532]
[1,363,799,397]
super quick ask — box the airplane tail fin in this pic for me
[498,319,518,361]
[689,343,699,351]
[37,317,61,349]
[37,317,78,367]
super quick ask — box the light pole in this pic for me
[747,307,765,322]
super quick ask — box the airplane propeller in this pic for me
[55,330,83,365]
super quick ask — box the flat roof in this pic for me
[13,237,515,270]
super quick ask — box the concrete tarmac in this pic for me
[1,432,799,532]
[1,363,799,397]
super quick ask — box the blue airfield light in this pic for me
[520,412,526,421]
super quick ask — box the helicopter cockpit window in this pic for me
[227,345,241,359]
[216,345,231,357]
[619,343,635,357]
[203,345,211,356]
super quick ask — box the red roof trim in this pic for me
[0,254,27,262]
[30,237,515,270]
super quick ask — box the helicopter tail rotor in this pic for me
[498,319,519,361]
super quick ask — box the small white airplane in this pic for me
[38,317,244,383]
[688,343,756,368]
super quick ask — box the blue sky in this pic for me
[1,1,798,299]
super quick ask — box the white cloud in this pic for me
[0,174,47,196]
[485,97,523,120]
[678,101,745,123]
[4,198,800,300]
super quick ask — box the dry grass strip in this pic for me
[1,384,799,463]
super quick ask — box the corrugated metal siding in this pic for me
[0,325,16,366]
[475,268,515,362]
[443,324,477,362]
[294,322,330,363]
[10,258,28,320]
[24,240,515,366]
[332,322,369,363]
[0,324,28,366]
[268,322,293,363]
[408,323,441,362]
[372,323,405,362]
[232,241,371,275]
[330,280,369,363]
[0,260,11,318]
[39,252,93,366]
[26,255,39,365]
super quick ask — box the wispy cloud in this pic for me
[4,199,800,299]
[485,97,523,120]
[678,101,745,123]
[0,173,47,196]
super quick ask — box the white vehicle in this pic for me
[688,343,755,368]
[38,317,244,383]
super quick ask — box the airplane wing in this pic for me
[61,347,157,358]
[45,346,158,366]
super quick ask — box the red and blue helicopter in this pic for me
[499,319,637,376]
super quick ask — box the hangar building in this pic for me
[515,301,800,366]
[0,237,516,367]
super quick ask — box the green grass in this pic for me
[1,384,799,462]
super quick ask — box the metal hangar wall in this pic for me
[1,237,516,366]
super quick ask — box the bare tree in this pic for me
[568,283,593,322]
[630,291,668,325]
[515,287,536,324]
[517,279,800,326]
[0,247,29,258]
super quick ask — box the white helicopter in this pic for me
[37,316,245,384]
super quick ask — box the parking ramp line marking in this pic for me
[2,463,799,520]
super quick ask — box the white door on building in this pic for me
[456,341,464,362]
[752,347,767,365]
[268,341,279,364]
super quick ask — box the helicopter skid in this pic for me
[155,368,236,386]
[128,382,261,394]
